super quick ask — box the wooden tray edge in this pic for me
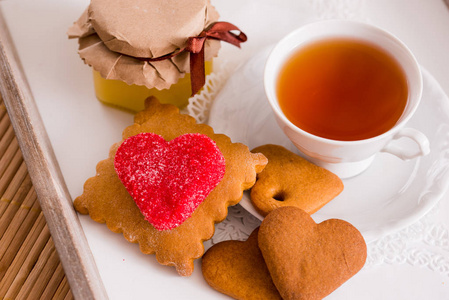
[0,6,108,300]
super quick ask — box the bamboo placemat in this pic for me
[0,97,73,300]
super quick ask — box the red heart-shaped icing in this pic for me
[114,133,225,230]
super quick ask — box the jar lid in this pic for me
[90,0,213,58]
[68,0,221,90]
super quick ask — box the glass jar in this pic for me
[68,0,221,111]
[93,61,213,112]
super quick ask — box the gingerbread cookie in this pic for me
[258,206,367,300]
[114,132,226,231]
[250,144,343,216]
[74,97,267,276]
[202,228,282,300]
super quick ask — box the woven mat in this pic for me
[0,97,73,300]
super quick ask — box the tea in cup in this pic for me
[264,20,429,178]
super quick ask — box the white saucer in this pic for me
[208,47,449,243]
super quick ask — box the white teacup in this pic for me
[264,20,430,178]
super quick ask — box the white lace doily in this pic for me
[185,0,449,278]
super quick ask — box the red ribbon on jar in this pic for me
[145,22,247,96]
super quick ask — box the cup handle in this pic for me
[381,128,430,160]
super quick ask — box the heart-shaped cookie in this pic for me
[114,132,225,230]
[202,228,282,300]
[259,207,367,300]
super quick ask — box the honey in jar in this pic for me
[68,0,223,111]
[93,61,213,111]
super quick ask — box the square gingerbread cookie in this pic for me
[74,97,267,276]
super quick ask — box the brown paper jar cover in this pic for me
[68,0,221,90]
